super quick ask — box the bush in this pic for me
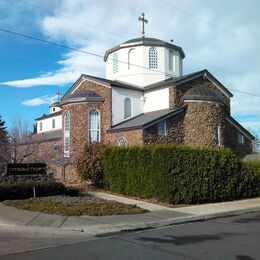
[103,145,260,204]
[76,143,106,187]
[0,181,80,201]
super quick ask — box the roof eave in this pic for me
[226,117,255,140]
[35,111,62,121]
[107,106,186,133]
[174,70,233,98]
[104,41,185,61]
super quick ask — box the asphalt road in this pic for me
[0,212,259,260]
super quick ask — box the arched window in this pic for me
[149,47,158,69]
[52,118,55,129]
[124,98,132,119]
[215,123,222,146]
[118,138,128,147]
[64,112,70,157]
[113,52,119,73]
[128,48,135,70]
[89,109,100,143]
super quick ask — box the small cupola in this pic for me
[49,101,61,114]
[49,90,62,114]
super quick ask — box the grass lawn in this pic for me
[3,197,149,216]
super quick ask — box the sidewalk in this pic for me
[0,192,259,236]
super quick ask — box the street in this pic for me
[0,212,259,260]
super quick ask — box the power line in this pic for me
[0,27,104,58]
[157,0,244,39]
[14,0,260,82]
[19,0,127,40]
[187,57,260,82]
[0,27,259,99]
[0,27,181,78]
[228,88,260,98]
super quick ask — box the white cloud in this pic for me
[1,0,260,135]
[22,95,56,106]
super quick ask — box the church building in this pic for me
[32,14,254,179]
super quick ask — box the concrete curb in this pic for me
[59,206,260,235]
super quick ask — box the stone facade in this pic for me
[144,110,185,145]
[17,74,253,183]
[107,129,144,146]
[183,102,225,147]
[62,80,112,156]
[223,121,252,157]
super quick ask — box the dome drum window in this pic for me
[128,48,136,70]
[149,47,158,69]
[113,52,119,73]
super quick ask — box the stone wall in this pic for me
[62,80,112,157]
[223,121,252,157]
[144,110,186,144]
[183,102,225,147]
[107,129,144,146]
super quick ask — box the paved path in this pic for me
[0,192,259,236]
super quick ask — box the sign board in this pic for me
[7,163,46,176]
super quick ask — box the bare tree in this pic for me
[253,134,260,152]
[247,127,260,153]
[8,116,39,163]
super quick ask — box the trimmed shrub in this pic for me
[76,143,106,187]
[0,181,80,201]
[103,145,260,204]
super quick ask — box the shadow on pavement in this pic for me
[232,214,260,224]
[136,232,244,245]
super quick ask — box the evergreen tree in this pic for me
[0,115,9,173]
[0,115,8,145]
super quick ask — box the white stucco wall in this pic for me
[143,88,169,113]
[49,106,61,114]
[112,87,143,125]
[37,114,62,133]
[106,44,183,87]
[164,50,183,78]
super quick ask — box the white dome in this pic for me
[105,37,185,87]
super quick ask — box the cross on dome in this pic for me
[56,90,61,102]
[138,12,148,38]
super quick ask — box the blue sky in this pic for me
[0,0,260,137]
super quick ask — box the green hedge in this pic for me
[0,181,80,201]
[103,145,260,204]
